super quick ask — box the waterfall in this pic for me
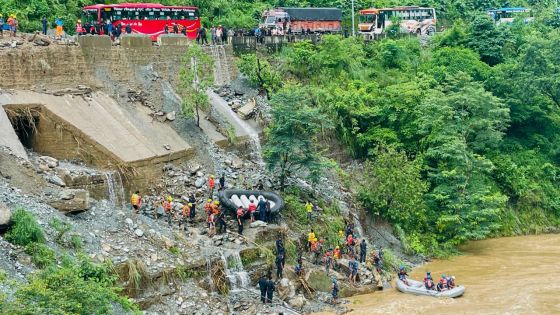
[206,257,217,293]
[221,251,251,291]
[104,171,125,209]
[211,45,231,86]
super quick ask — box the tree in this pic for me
[416,74,510,244]
[178,45,214,127]
[466,14,509,66]
[359,147,428,232]
[236,53,282,99]
[264,85,330,190]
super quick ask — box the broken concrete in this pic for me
[47,189,90,213]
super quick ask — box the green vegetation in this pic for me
[178,44,214,127]
[239,11,560,256]
[5,208,45,246]
[25,243,56,268]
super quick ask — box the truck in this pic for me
[259,7,342,34]
[358,6,436,39]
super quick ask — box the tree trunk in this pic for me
[195,105,201,128]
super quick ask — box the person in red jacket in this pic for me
[208,175,215,198]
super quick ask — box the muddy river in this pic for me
[320,234,560,315]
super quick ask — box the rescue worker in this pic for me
[333,246,341,260]
[349,256,359,284]
[359,239,367,263]
[257,196,267,222]
[41,16,47,35]
[424,271,435,290]
[258,274,267,303]
[236,206,244,235]
[398,265,409,285]
[217,210,226,234]
[324,249,334,275]
[447,275,456,289]
[204,199,213,228]
[55,17,64,38]
[130,191,142,214]
[188,195,196,220]
[219,173,225,191]
[265,199,271,223]
[266,276,275,303]
[307,229,316,252]
[338,229,344,247]
[208,210,216,236]
[163,196,173,226]
[331,277,339,304]
[440,274,448,288]
[248,198,257,222]
[208,175,215,198]
[305,201,313,222]
[180,203,191,230]
[436,278,446,292]
[347,234,355,256]
[275,253,284,279]
[313,239,324,264]
[125,23,132,34]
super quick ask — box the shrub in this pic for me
[25,243,56,268]
[5,209,45,246]
[48,218,71,242]
[69,235,83,250]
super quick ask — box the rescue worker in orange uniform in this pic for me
[208,175,215,198]
[163,196,173,226]
[130,190,141,214]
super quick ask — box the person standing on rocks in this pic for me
[236,206,244,235]
[180,203,191,231]
[306,201,313,222]
[217,210,226,234]
[188,195,196,221]
[248,198,257,223]
[275,253,284,279]
[359,239,367,263]
[163,196,173,226]
[55,17,63,38]
[130,191,142,214]
[41,16,47,35]
[331,277,339,304]
[258,274,267,303]
[208,175,215,198]
[265,199,271,223]
[349,256,359,285]
[324,249,334,275]
[266,276,275,303]
[218,174,225,191]
[257,197,267,222]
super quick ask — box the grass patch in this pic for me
[25,243,56,268]
[5,209,45,246]
[69,234,83,250]
[169,246,180,256]
[48,218,71,243]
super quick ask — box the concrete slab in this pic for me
[0,91,192,164]
[207,90,262,140]
[0,106,28,160]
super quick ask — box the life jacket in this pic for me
[308,232,315,242]
[211,205,220,215]
[204,202,212,213]
[208,178,215,188]
[248,203,257,213]
[182,204,190,217]
[333,249,340,259]
[236,208,244,217]
[7,18,14,27]
[310,241,318,252]
[347,235,353,246]
[76,23,83,33]
[306,203,313,213]
[163,201,172,212]
[130,193,140,206]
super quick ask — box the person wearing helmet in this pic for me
[436,278,446,292]
[324,248,334,275]
[76,19,84,35]
[447,275,456,289]
[440,274,448,288]
[398,265,409,285]
[333,246,341,260]
[188,195,196,220]
[130,191,142,214]
[180,203,191,231]
[208,175,215,198]
[204,199,213,227]
[163,196,173,226]
[424,271,435,290]
[236,206,244,235]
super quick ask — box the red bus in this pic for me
[82,3,200,40]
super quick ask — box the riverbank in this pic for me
[316,234,560,315]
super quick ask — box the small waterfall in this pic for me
[206,258,216,292]
[211,45,231,86]
[221,251,251,291]
[104,171,126,209]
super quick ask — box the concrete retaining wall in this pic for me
[157,34,191,46]
[120,35,153,48]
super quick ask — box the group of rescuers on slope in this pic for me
[128,174,405,304]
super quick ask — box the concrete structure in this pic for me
[0,106,28,159]
[0,91,193,188]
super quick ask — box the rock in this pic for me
[48,175,66,187]
[288,294,306,309]
[40,156,59,168]
[47,189,90,213]
[250,220,267,228]
[101,242,112,252]
[307,269,333,293]
[166,111,176,121]
[134,229,144,237]
[163,144,171,151]
[196,171,204,177]
[38,163,50,172]
[0,203,12,232]
[231,157,243,169]
[125,218,133,225]
[188,165,201,175]
[194,178,205,188]
[237,99,256,119]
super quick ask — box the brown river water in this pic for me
[317,234,560,315]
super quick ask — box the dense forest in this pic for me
[235,5,560,255]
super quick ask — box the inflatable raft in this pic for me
[218,189,284,215]
[396,279,465,298]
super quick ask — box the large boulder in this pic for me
[0,203,12,232]
[48,189,90,213]
[306,269,332,293]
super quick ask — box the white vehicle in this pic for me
[358,6,436,39]
[487,7,534,25]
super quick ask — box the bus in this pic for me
[82,3,200,40]
[259,7,342,34]
[486,7,533,25]
[358,6,436,39]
